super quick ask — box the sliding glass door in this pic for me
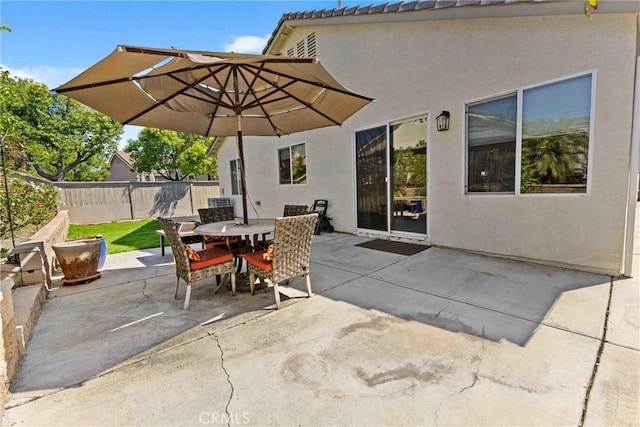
[355,126,388,231]
[390,118,427,234]
[355,116,427,236]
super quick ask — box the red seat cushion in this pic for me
[189,247,233,270]
[244,250,273,272]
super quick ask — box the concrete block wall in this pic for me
[27,210,70,280]
[0,211,69,288]
[0,278,19,386]
[0,211,70,402]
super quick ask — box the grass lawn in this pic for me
[67,219,161,255]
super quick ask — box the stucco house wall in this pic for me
[216,9,639,275]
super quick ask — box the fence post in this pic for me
[189,182,194,215]
[128,182,134,220]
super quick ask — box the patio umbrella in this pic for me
[54,45,374,223]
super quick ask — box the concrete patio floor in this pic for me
[3,232,639,426]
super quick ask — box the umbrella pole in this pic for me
[236,116,249,225]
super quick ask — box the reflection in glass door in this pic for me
[355,117,427,236]
[355,126,387,231]
[390,118,427,235]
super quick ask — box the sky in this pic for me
[0,0,379,146]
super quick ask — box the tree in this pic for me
[0,71,122,181]
[521,115,589,193]
[124,128,217,181]
[393,140,426,197]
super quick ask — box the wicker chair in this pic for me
[157,217,236,309]
[283,204,309,217]
[245,213,318,309]
[198,206,234,224]
[198,206,243,248]
[258,204,310,250]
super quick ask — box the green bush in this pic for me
[0,175,58,241]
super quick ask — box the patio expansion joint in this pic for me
[578,277,614,427]
[48,276,150,300]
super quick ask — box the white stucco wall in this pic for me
[217,13,638,275]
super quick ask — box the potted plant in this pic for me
[52,236,105,284]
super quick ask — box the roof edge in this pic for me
[264,0,640,54]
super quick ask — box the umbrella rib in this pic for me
[205,66,235,136]
[245,68,341,127]
[123,72,213,125]
[236,65,282,135]
[242,63,375,103]
[166,71,235,111]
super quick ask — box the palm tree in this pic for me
[521,115,589,193]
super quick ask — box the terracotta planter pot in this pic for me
[53,236,104,284]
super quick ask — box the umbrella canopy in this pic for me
[55,45,374,222]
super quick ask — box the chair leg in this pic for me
[174,277,180,299]
[231,272,237,296]
[184,284,192,310]
[305,274,313,298]
[249,271,256,295]
[273,281,281,310]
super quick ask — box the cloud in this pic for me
[0,63,84,89]
[223,34,270,54]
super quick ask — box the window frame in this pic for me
[278,142,307,186]
[465,70,596,197]
[229,158,241,196]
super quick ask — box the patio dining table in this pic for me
[194,218,275,252]
[195,219,275,291]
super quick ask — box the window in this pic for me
[466,72,593,195]
[230,159,241,195]
[467,95,517,193]
[278,143,306,185]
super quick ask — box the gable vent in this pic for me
[287,47,294,57]
[296,39,305,57]
[306,32,316,57]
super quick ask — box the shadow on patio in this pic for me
[8,248,277,396]
[293,232,611,346]
[9,232,611,399]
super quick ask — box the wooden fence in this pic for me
[52,181,222,224]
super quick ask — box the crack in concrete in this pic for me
[116,280,152,317]
[578,277,613,427]
[434,341,485,426]
[141,280,151,303]
[213,333,234,427]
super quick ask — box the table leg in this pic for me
[160,235,165,256]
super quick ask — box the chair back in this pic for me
[283,204,308,217]
[157,217,190,278]
[271,213,318,283]
[198,206,234,224]
[310,199,328,216]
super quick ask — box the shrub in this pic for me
[0,175,58,243]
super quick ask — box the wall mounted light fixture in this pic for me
[436,111,450,132]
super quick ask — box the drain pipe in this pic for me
[622,54,640,277]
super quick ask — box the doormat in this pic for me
[355,239,430,256]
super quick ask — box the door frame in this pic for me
[352,112,431,240]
